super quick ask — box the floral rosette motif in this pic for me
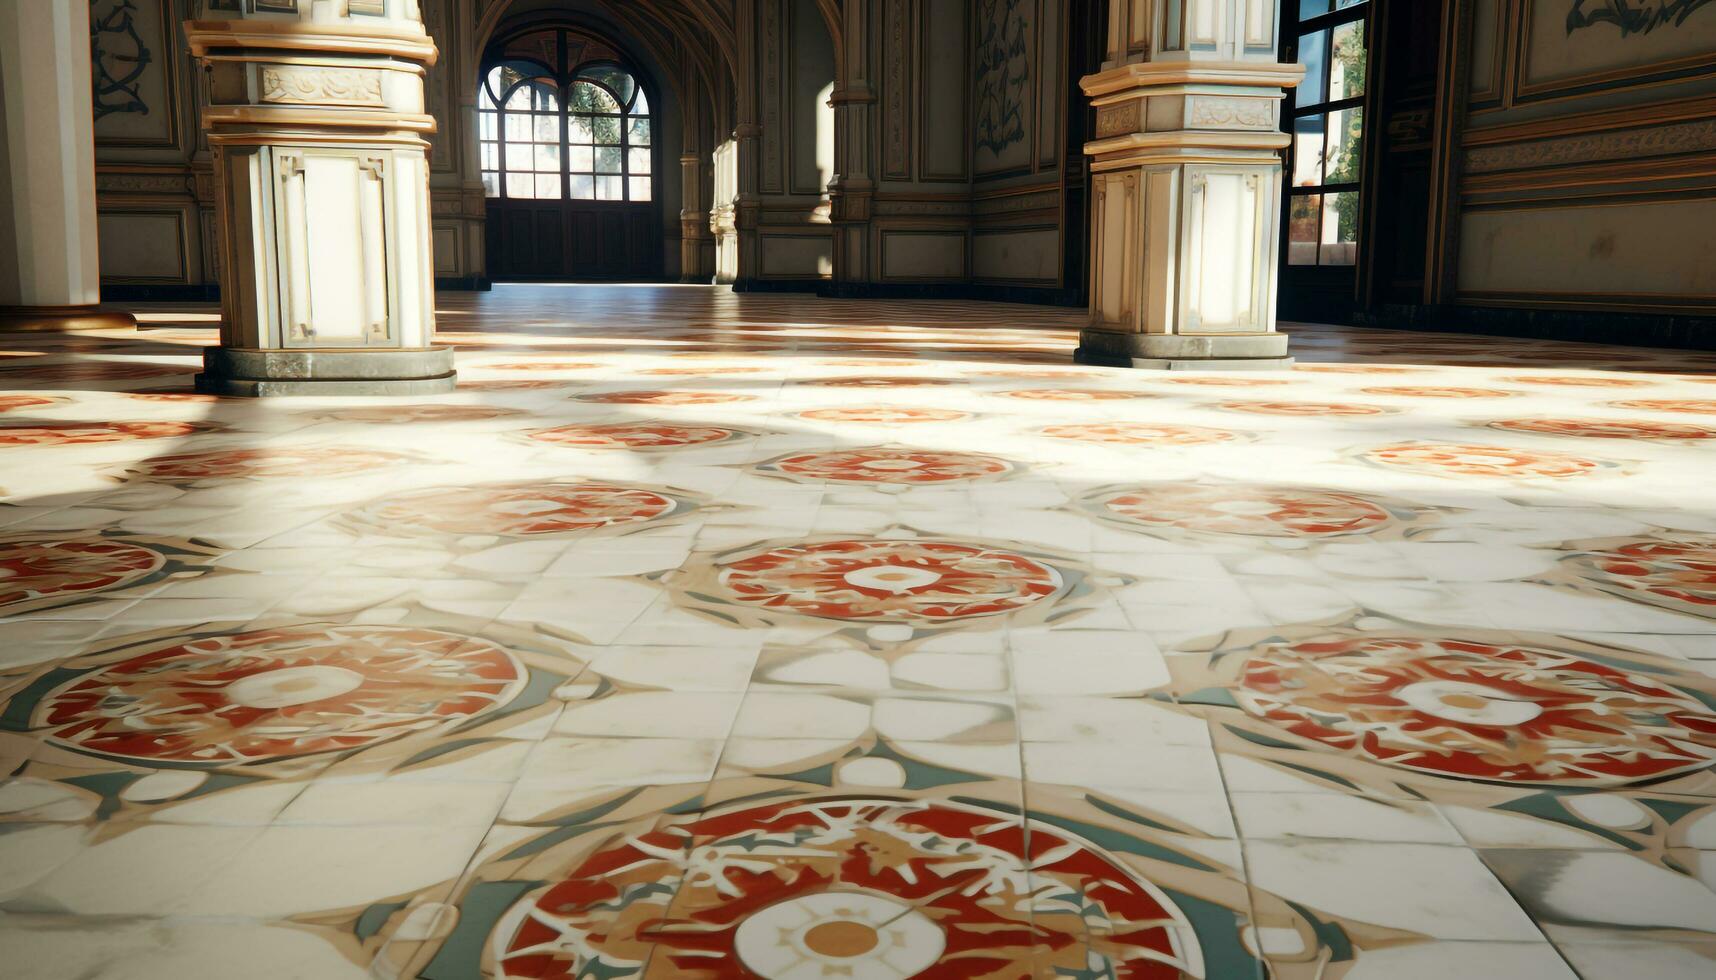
[526,421,741,451]
[0,533,185,615]
[490,799,1204,979]
[1091,484,1398,538]
[1235,635,1716,785]
[1360,386,1517,399]
[0,394,67,413]
[577,390,758,405]
[1000,388,1145,401]
[1294,365,1421,375]
[477,361,601,372]
[711,538,1065,628]
[757,448,1015,486]
[132,447,421,482]
[1485,418,1716,441]
[313,405,526,423]
[1503,375,1652,388]
[1605,399,1716,415]
[640,366,764,376]
[1162,377,1291,387]
[349,482,686,537]
[1359,442,1617,480]
[1217,401,1397,417]
[799,377,959,388]
[795,406,970,424]
[1041,422,1241,446]
[0,420,212,447]
[1561,535,1716,619]
[28,625,525,765]
[458,379,573,391]
[121,391,224,403]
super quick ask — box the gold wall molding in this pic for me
[1465,117,1716,174]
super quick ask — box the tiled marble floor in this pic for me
[3,285,1716,979]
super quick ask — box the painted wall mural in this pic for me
[1567,0,1716,36]
[90,0,152,120]
[972,0,1032,173]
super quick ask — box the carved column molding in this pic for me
[0,0,136,332]
[1078,0,1303,369]
[187,0,452,395]
[829,0,876,283]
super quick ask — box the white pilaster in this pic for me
[0,0,133,331]
[1078,0,1303,369]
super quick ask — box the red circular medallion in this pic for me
[1238,635,1716,784]
[0,536,166,612]
[0,421,206,446]
[528,422,738,450]
[764,448,1013,485]
[1097,485,1394,537]
[35,625,524,764]
[1361,442,1611,479]
[360,483,679,535]
[718,539,1062,624]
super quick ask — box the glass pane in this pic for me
[632,89,649,116]
[570,174,595,200]
[594,147,622,173]
[1330,19,1366,101]
[533,86,559,112]
[592,115,622,145]
[1320,191,1359,266]
[505,173,533,199]
[504,113,531,141]
[596,175,623,200]
[1299,0,1329,16]
[485,67,506,101]
[506,86,533,111]
[571,81,620,114]
[1292,114,1325,187]
[534,143,561,172]
[569,115,594,145]
[1325,106,1363,184]
[535,174,561,199]
[569,146,593,173]
[1288,194,1320,266]
[579,65,637,108]
[627,147,651,175]
[481,142,497,169]
[480,111,497,141]
[534,115,557,141]
[478,85,495,110]
[505,142,533,171]
[481,172,499,198]
[628,176,651,202]
[628,117,651,146]
[1296,30,1328,107]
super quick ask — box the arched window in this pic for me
[479,30,653,203]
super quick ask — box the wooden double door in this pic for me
[485,200,661,281]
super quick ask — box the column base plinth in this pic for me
[0,305,137,332]
[195,346,457,397]
[1074,329,1293,371]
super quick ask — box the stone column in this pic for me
[0,0,135,332]
[187,0,452,396]
[1077,0,1303,369]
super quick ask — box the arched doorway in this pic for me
[479,26,663,281]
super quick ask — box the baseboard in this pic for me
[434,276,493,291]
[1355,303,1716,352]
[818,280,1086,307]
[101,283,220,303]
[729,278,824,294]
